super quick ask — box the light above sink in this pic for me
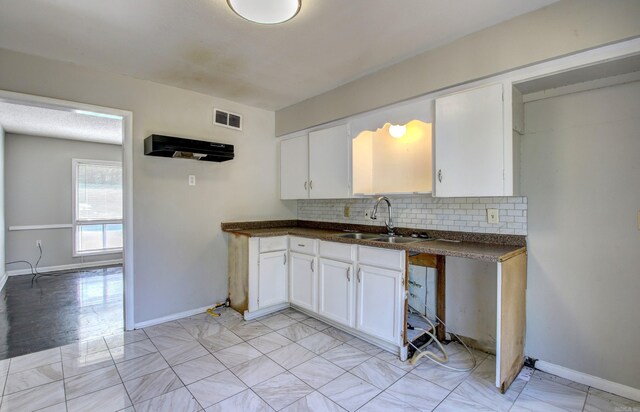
[352,119,432,194]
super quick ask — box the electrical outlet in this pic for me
[487,208,500,224]
[188,175,196,186]
[36,240,42,247]
[344,205,351,218]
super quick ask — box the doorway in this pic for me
[0,90,134,358]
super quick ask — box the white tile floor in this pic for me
[0,307,638,411]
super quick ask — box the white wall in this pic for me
[0,48,297,324]
[522,80,640,389]
[276,0,640,135]
[4,133,122,270]
[0,125,5,290]
[445,257,497,351]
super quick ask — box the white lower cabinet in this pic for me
[258,250,288,309]
[318,258,355,328]
[289,252,317,312]
[356,264,404,345]
[243,235,405,352]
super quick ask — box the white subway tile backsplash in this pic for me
[298,195,527,235]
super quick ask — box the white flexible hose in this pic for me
[409,329,446,365]
[408,304,477,372]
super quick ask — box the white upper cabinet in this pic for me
[308,124,351,199]
[434,82,519,197]
[280,124,351,200]
[280,135,309,200]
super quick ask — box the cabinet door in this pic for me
[356,264,403,345]
[258,251,288,309]
[435,83,504,197]
[318,258,354,327]
[309,124,351,199]
[280,135,309,199]
[289,253,317,313]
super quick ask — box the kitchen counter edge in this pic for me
[222,222,525,263]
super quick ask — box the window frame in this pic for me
[72,158,123,257]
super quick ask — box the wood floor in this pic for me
[0,265,123,360]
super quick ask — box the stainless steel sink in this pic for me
[371,236,421,244]
[336,232,381,240]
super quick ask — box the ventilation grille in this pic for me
[214,108,242,131]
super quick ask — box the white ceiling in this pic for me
[0,0,558,111]
[0,101,123,145]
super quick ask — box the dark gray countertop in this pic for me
[222,221,526,263]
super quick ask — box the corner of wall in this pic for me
[0,272,7,292]
[0,125,4,282]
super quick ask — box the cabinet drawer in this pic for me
[259,236,288,253]
[358,246,405,270]
[319,241,355,262]
[290,236,317,255]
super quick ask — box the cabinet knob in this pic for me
[304,181,307,190]
[309,180,313,190]
[283,253,287,265]
[346,267,351,281]
[311,260,314,272]
[438,169,443,183]
[357,268,362,283]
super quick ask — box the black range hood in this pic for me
[144,134,234,162]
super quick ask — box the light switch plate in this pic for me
[344,205,351,218]
[188,175,196,186]
[487,208,500,224]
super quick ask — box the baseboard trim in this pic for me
[7,259,123,276]
[134,304,217,329]
[243,303,290,321]
[535,360,640,402]
[0,272,7,291]
[291,304,401,357]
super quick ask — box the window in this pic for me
[73,159,123,256]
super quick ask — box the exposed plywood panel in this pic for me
[497,252,527,393]
[408,253,438,269]
[228,233,249,313]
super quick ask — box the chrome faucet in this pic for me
[371,196,395,236]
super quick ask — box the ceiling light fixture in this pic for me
[227,0,301,24]
[389,124,407,138]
